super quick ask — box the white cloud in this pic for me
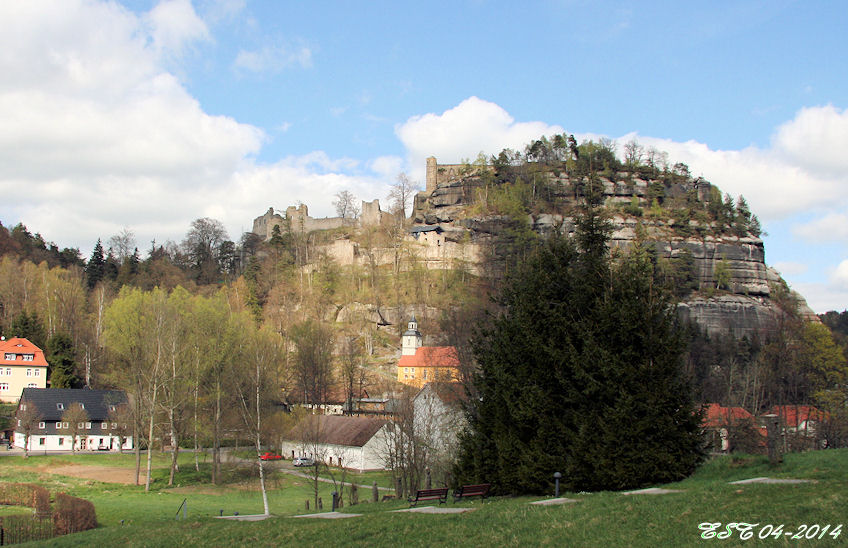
[792,213,848,243]
[370,156,405,179]
[832,260,848,290]
[773,105,848,179]
[772,261,809,277]
[145,0,210,58]
[233,44,313,73]
[396,96,564,181]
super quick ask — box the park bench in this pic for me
[408,487,449,507]
[453,483,491,502]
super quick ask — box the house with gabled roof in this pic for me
[13,388,132,452]
[413,382,467,457]
[770,405,826,436]
[0,337,48,403]
[396,317,460,388]
[281,415,390,471]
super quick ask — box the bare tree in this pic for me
[16,403,42,458]
[108,227,137,263]
[107,403,133,453]
[292,320,334,409]
[61,403,88,453]
[232,325,284,516]
[333,190,360,220]
[387,172,418,220]
[623,139,643,169]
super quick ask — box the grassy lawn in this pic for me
[3,449,847,547]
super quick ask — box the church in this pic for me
[396,316,460,388]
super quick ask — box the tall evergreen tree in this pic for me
[455,189,703,494]
[86,239,105,289]
[46,333,82,388]
[7,311,47,349]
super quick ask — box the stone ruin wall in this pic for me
[252,200,393,241]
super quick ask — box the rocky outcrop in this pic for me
[409,161,813,337]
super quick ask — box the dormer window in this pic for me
[23,354,33,361]
[79,403,85,409]
[109,405,116,412]
[4,353,14,360]
[57,403,64,410]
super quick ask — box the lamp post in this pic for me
[553,472,562,498]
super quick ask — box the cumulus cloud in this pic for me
[396,96,563,181]
[144,0,211,58]
[622,105,848,223]
[832,260,848,290]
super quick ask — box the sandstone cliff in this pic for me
[410,159,815,337]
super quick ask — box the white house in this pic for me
[413,382,467,457]
[281,415,390,471]
[14,388,133,452]
[0,337,48,403]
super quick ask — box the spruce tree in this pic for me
[455,182,703,494]
[86,239,105,289]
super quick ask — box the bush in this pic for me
[52,493,98,535]
[0,514,54,544]
[0,483,50,516]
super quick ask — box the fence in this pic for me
[0,484,98,545]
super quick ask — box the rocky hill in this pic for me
[409,156,815,337]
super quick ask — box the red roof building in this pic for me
[396,316,460,388]
[0,337,48,403]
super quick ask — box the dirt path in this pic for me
[40,464,139,484]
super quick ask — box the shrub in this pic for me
[52,493,98,535]
[0,483,50,516]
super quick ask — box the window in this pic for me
[111,423,117,429]
[20,403,26,410]
[109,405,116,412]
[101,422,108,429]
[62,422,68,428]
[27,383,36,388]
[38,421,45,429]
[26,369,32,377]
[78,422,84,429]
[85,422,92,430]
[56,422,62,429]
[4,353,14,360]
[56,403,64,410]
[33,368,40,376]
[0,383,8,391]
[4,368,9,375]
[23,354,33,361]
[79,403,85,409]
[39,438,45,445]
[58,438,64,446]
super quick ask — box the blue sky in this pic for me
[1,0,847,312]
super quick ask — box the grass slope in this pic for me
[4,450,847,547]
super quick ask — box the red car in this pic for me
[259,452,282,461]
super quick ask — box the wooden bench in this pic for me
[453,483,491,502]
[408,487,449,507]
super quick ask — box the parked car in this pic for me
[259,452,283,461]
[292,456,315,467]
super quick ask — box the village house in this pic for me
[281,415,390,471]
[14,388,132,452]
[0,337,48,403]
[701,403,763,452]
[413,382,467,458]
[396,316,460,388]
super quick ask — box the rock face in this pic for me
[410,159,813,338]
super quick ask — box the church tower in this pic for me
[401,315,423,356]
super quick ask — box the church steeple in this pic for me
[401,315,423,355]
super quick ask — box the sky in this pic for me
[1,0,847,312]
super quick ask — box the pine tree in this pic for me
[86,239,105,289]
[455,191,703,494]
[46,333,82,388]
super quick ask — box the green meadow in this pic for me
[1,449,846,547]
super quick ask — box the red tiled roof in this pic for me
[398,346,459,368]
[702,403,754,428]
[0,337,48,366]
[769,405,826,428]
